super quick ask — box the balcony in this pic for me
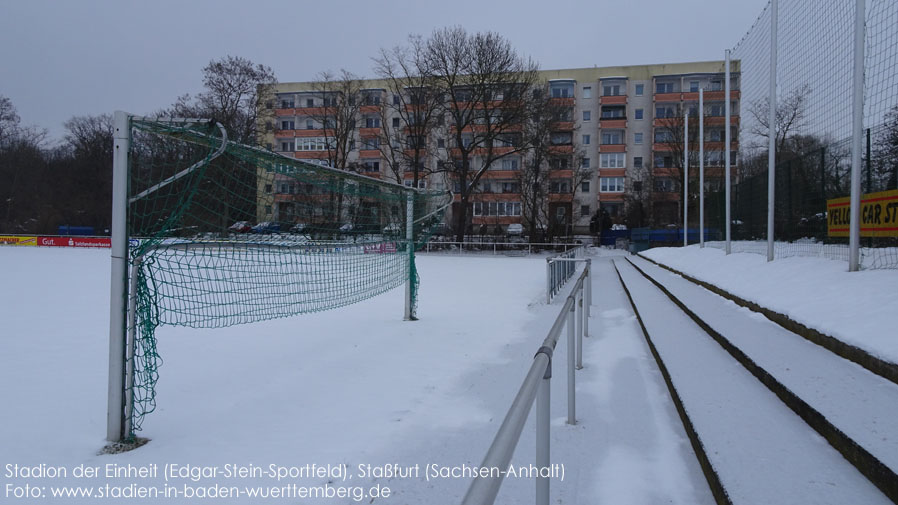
[599,118,627,129]
[549,97,575,106]
[275,108,297,117]
[599,95,627,105]
[274,129,296,138]
[358,149,381,158]
[359,127,380,138]
[553,121,574,131]
[548,145,573,154]
[294,129,333,137]
[359,105,381,114]
[654,92,681,103]
[599,144,627,153]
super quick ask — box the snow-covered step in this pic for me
[626,255,898,501]
[613,259,891,505]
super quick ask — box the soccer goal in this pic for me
[106,112,451,443]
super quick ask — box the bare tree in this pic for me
[748,83,811,157]
[305,70,364,172]
[373,36,445,187]
[424,27,540,242]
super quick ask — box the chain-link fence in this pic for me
[713,0,898,269]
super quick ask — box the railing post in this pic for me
[576,290,584,370]
[567,299,576,425]
[546,259,551,304]
[536,360,551,505]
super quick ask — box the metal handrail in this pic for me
[461,264,592,505]
[546,246,586,302]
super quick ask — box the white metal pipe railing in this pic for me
[461,264,592,505]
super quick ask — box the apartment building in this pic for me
[261,60,739,235]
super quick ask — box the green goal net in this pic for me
[112,115,451,440]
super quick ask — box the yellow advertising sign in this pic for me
[0,235,37,246]
[827,189,898,237]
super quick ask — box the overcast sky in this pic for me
[1,0,769,142]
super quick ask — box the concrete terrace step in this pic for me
[613,258,890,505]
[626,255,898,502]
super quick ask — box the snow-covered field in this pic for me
[643,246,898,364]
[0,246,709,504]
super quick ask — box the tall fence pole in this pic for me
[684,111,689,246]
[567,299,576,425]
[767,0,778,262]
[699,87,705,248]
[848,0,865,272]
[405,192,415,319]
[536,363,551,505]
[725,50,732,254]
[107,111,130,443]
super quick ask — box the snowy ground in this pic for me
[642,246,898,364]
[0,246,709,504]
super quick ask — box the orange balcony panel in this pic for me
[654,117,683,127]
[554,121,574,131]
[295,129,331,137]
[549,169,574,178]
[652,192,680,202]
[549,97,575,106]
[653,143,677,152]
[548,193,573,203]
[359,127,380,138]
[599,168,626,177]
[358,149,381,158]
[472,194,520,202]
[275,108,296,117]
[403,149,427,157]
[361,171,382,179]
[548,145,573,154]
[599,144,626,153]
[598,193,625,202]
[705,116,740,126]
[599,119,627,129]
[654,92,681,102]
[652,167,681,177]
[359,105,380,114]
[482,170,518,178]
[599,95,627,105]
[274,130,295,138]
[294,151,330,159]
[296,106,330,116]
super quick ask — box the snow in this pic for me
[642,245,898,364]
[0,246,708,504]
[629,255,898,476]
[615,259,891,505]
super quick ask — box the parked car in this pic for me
[251,222,281,234]
[339,223,354,233]
[290,223,309,234]
[229,221,252,233]
[506,223,524,236]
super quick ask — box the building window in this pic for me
[550,82,574,98]
[655,105,678,118]
[549,179,571,193]
[600,106,626,119]
[656,82,675,94]
[710,104,724,117]
[654,154,674,168]
[305,119,314,130]
[581,157,590,168]
[635,84,644,96]
[582,86,592,98]
[281,120,294,130]
[281,141,293,152]
[655,129,676,143]
[600,176,625,192]
[392,117,400,128]
[634,108,644,120]
[599,153,626,168]
[690,81,700,92]
[473,201,522,217]
[437,138,445,148]
[581,181,590,192]
[265,205,272,215]
[264,184,272,194]
[711,80,723,91]
[501,158,519,170]
[583,110,591,121]
[654,177,676,192]
[393,94,400,105]
[365,117,381,128]
[581,205,591,217]
[362,137,380,150]
[634,132,643,144]
[362,160,380,172]
[296,137,328,151]
[633,156,643,168]
[633,180,643,192]
[601,131,623,144]
[603,84,622,96]
[582,134,590,145]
